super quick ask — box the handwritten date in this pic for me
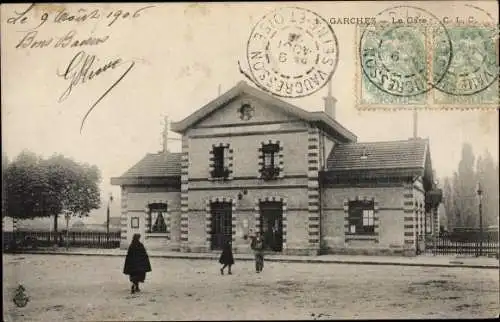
[7,4,155,29]
[57,51,135,133]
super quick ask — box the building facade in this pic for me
[111,81,441,256]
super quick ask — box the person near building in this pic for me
[123,234,152,294]
[219,238,234,275]
[250,231,265,273]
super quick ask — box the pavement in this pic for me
[7,247,499,269]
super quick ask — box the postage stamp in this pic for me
[244,6,338,98]
[355,4,499,110]
[431,4,499,108]
[356,5,453,109]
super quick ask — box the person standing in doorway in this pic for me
[123,234,152,294]
[250,231,264,273]
[219,238,234,275]
[271,221,279,251]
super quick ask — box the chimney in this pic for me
[162,116,169,154]
[323,80,337,119]
[412,109,419,139]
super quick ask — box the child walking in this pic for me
[219,238,234,275]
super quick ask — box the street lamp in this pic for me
[63,210,72,250]
[477,183,483,256]
[107,193,113,245]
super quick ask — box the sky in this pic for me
[2,2,498,224]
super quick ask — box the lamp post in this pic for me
[64,210,71,250]
[477,183,483,256]
[107,193,113,245]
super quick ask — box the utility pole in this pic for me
[107,192,113,246]
[161,115,181,155]
[477,183,483,256]
[413,109,418,139]
[64,210,71,250]
[162,116,169,154]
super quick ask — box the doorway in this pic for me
[210,202,232,250]
[260,201,283,252]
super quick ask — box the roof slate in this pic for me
[114,139,429,181]
[326,138,428,171]
[118,152,182,178]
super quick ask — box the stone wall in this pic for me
[320,183,417,256]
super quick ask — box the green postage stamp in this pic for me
[356,4,499,110]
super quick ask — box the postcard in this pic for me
[2,2,499,321]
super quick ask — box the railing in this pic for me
[3,230,121,251]
[425,235,499,257]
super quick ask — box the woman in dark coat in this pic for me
[123,234,152,294]
[219,238,234,275]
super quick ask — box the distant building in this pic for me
[72,220,86,229]
[104,217,121,228]
[111,81,441,256]
[2,216,121,233]
[8,217,67,232]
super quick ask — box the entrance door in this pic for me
[210,202,232,250]
[260,201,283,252]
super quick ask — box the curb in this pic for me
[6,251,499,269]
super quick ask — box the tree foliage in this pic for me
[4,151,102,232]
[4,151,48,219]
[442,143,499,230]
[41,155,101,217]
[442,177,453,229]
[455,143,477,228]
[475,150,499,228]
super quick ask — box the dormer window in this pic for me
[209,143,233,180]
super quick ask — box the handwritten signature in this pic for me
[56,51,135,133]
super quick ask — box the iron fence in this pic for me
[3,230,121,251]
[425,236,499,257]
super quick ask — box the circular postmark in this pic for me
[359,6,453,97]
[433,5,499,96]
[246,7,339,98]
